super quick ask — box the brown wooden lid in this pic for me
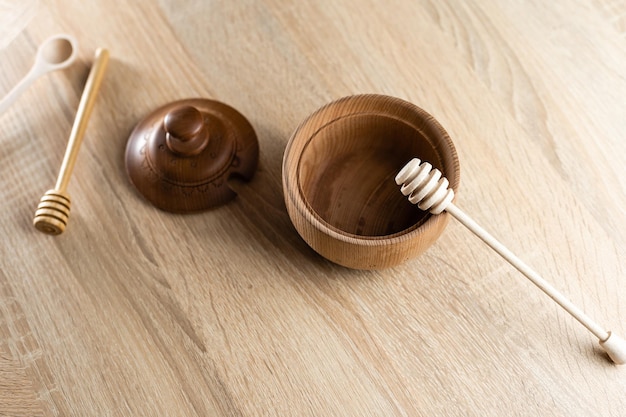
[125,98,259,212]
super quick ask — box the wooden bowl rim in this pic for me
[283,94,460,247]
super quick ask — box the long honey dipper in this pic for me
[395,158,626,365]
[33,48,109,235]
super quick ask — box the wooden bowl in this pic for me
[282,94,460,269]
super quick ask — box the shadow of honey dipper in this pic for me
[33,48,109,235]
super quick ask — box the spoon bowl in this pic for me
[38,34,77,70]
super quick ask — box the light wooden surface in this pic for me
[1,1,624,415]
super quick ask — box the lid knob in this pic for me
[164,105,209,156]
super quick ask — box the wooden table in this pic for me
[1,1,624,415]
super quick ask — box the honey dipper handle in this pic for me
[396,158,625,364]
[55,48,109,192]
[446,203,607,338]
[445,202,626,364]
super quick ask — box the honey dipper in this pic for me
[396,158,626,365]
[33,48,109,235]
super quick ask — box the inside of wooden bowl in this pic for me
[298,113,452,237]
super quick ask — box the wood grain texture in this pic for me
[0,0,624,416]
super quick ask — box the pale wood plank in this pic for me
[0,0,624,415]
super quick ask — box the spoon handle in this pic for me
[0,66,40,115]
